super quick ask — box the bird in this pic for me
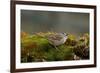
[47,33,68,50]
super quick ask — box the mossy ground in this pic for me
[21,32,89,63]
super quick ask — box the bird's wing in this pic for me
[47,34,62,41]
[54,34,63,41]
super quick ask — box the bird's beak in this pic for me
[66,34,69,36]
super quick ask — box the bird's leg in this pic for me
[54,45,59,51]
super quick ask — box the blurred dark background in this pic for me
[21,10,89,35]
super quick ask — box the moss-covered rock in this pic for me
[21,32,89,62]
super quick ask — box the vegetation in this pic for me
[21,32,89,63]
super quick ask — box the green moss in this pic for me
[21,32,89,62]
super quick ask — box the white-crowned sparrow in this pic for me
[47,33,68,49]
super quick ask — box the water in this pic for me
[21,10,89,36]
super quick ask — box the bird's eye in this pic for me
[62,33,66,36]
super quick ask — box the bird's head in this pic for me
[62,33,69,36]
